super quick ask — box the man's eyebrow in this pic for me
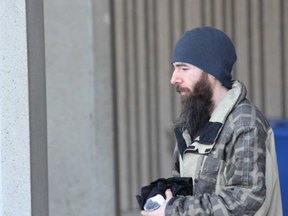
[174,63,189,67]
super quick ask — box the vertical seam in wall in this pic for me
[26,0,48,214]
[169,0,175,123]
[223,0,226,33]
[144,0,152,182]
[132,0,141,193]
[26,1,36,214]
[181,0,185,32]
[153,0,160,177]
[211,0,215,27]
[123,0,132,209]
[259,0,266,115]
[247,0,253,102]
[109,0,120,214]
[280,0,286,117]
[25,1,34,214]
[231,0,236,79]
[201,0,205,26]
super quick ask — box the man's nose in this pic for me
[171,71,181,85]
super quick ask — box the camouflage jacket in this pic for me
[165,81,282,216]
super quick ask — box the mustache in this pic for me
[176,85,190,94]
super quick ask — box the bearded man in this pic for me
[141,27,282,216]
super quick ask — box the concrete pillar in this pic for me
[92,0,118,215]
[0,0,48,216]
[44,0,117,215]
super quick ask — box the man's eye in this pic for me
[182,68,188,71]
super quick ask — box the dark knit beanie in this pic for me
[171,26,237,89]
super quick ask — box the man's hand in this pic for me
[140,189,173,216]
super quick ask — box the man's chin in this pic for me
[180,94,190,103]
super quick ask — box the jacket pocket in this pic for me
[202,155,221,176]
[196,155,221,195]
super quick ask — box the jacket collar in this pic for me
[175,80,247,157]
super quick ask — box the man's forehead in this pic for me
[172,62,207,74]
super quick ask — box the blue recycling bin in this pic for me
[269,119,288,215]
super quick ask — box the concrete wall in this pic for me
[44,0,117,215]
[0,0,48,215]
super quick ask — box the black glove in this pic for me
[136,177,193,210]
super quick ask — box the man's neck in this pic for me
[211,85,229,114]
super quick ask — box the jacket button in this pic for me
[194,179,198,183]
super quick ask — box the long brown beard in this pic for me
[173,73,214,139]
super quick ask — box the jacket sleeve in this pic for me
[165,125,267,216]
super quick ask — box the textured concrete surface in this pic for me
[0,0,48,216]
[0,1,31,213]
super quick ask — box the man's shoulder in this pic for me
[226,98,271,133]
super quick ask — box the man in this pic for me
[141,27,282,216]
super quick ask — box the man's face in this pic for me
[171,62,214,137]
[171,62,206,95]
